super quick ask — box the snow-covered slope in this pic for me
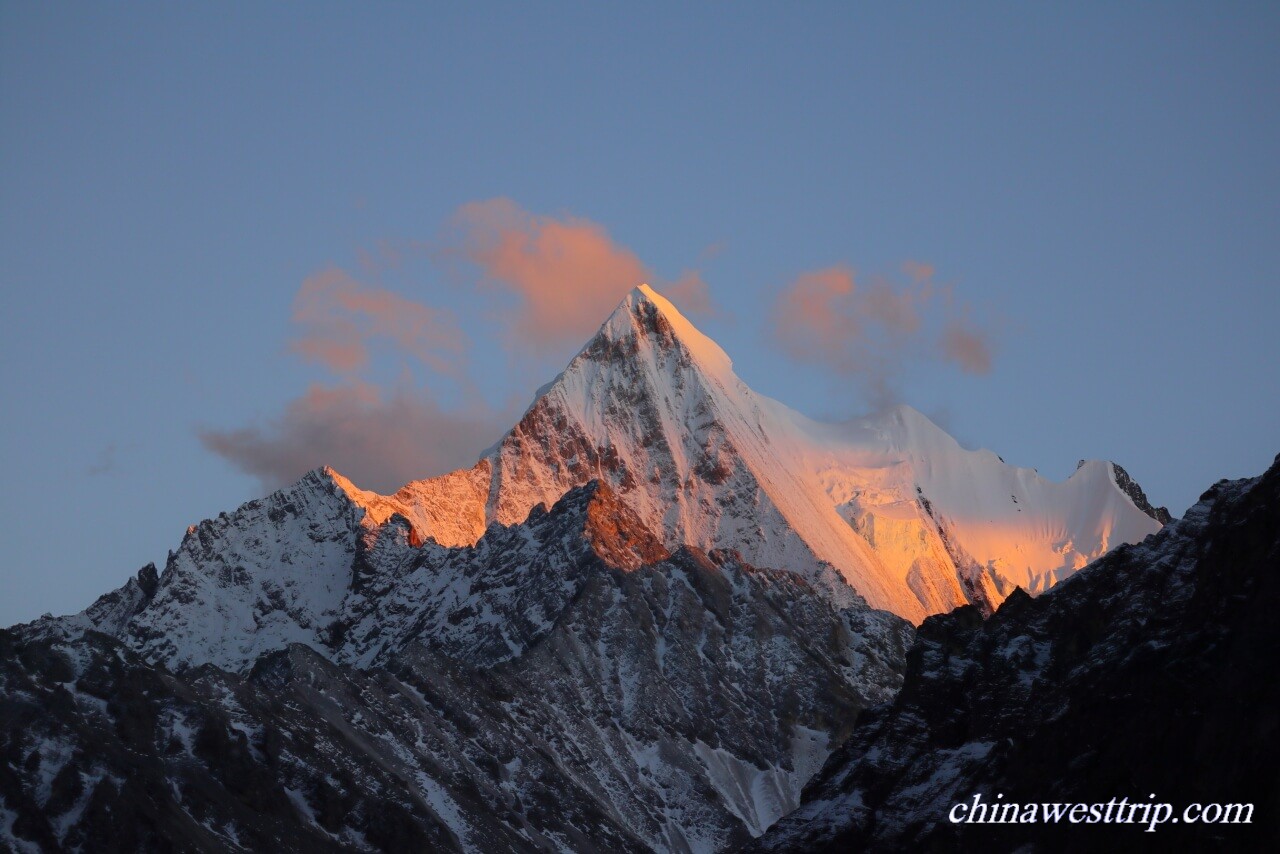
[376,285,1164,623]
[35,468,368,672]
[806,406,1164,616]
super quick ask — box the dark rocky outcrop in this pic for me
[1110,462,1173,524]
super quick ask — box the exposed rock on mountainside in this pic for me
[1108,461,1173,525]
[2,483,911,852]
[757,455,1280,851]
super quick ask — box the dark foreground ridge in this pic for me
[0,481,911,852]
[755,454,1280,852]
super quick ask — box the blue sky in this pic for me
[2,3,1278,626]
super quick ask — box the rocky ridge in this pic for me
[3,483,911,852]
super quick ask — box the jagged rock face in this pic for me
[1109,461,1173,525]
[335,481,684,670]
[29,469,366,673]
[0,630,636,853]
[756,455,1280,852]
[334,461,492,549]
[3,483,912,852]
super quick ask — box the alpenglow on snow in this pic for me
[306,284,1164,623]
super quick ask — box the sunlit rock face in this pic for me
[755,456,1280,852]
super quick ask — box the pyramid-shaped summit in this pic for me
[589,284,737,377]
[345,284,1162,623]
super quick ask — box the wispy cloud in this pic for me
[202,208,993,493]
[201,200,719,493]
[199,382,511,494]
[665,270,715,318]
[444,198,715,351]
[771,262,996,409]
[289,267,465,376]
[942,318,993,374]
[201,266,495,492]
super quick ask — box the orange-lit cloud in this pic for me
[290,268,465,376]
[943,319,993,374]
[773,266,858,365]
[199,382,511,493]
[446,198,714,349]
[203,267,498,491]
[666,270,714,318]
[772,263,995,408]
[203,199,719,490]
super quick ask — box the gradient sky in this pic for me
[3,3,1278,627]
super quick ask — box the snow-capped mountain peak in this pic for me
[595,283,738,379]
[460,288,1159,622]
[295,285,1165,625]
